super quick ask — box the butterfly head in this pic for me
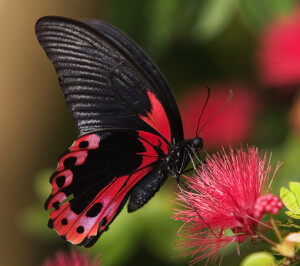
[190,137,203,152]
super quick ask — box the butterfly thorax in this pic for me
[161,137,203,178]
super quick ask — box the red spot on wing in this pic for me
[70,134,101,151]
[57,151,88,172]
[56,134,101,172]
[47,192,67,211]
[139,90,171,143]
[51,169,73,195]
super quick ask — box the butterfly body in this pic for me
[36,16,203,247]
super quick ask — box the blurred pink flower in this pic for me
[258,8,300,88]
[179,85,258,149]
[173,146,282,265]
[42,251,99,266]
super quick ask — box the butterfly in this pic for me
[35,16,203,247]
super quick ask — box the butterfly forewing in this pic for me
[83,19,184,140]
[35,16,183,142]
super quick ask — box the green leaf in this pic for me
[285,211,300,219]
[289,182,300,205]
[241,252,276,266]
[280,187,300,214]
[280,182,300,219]
[192,0,239,42]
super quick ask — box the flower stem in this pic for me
[257,232,277,246]
[270,215,282,242]
[280,223,300,230]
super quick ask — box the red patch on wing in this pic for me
[139,90,171,143]
[57,151,88,172]
[56,134,101,174]
[138,131,168,155]
[46,134,102,211]
[50,169,73,195]
[70,134,101,151]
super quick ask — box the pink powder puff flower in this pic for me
[173,146,282,265]
[258,8,300,88]
[179,85,258,149]
[42,250,99,266]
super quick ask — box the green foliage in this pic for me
[280,182,300,219]
[105,0,243,60]
[192,0,239,42]
[145,0,182,58]
[241,0,298,29]
[271,134,300,194]
[241,252,276,266]
[33,168,53,201]
[89,208,142,266]
[278,135,300,179]
[17,169,57,241]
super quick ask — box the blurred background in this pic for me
[1,0,300,265]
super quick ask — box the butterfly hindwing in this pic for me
[45,130,169,246]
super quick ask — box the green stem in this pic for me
[257,232,277,246]
[270,215,282,242]
[280,223,300,230]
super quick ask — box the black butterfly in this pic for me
[35,16,203,247]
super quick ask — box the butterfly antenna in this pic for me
[197,89,233,135]
[195,86,211,138]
